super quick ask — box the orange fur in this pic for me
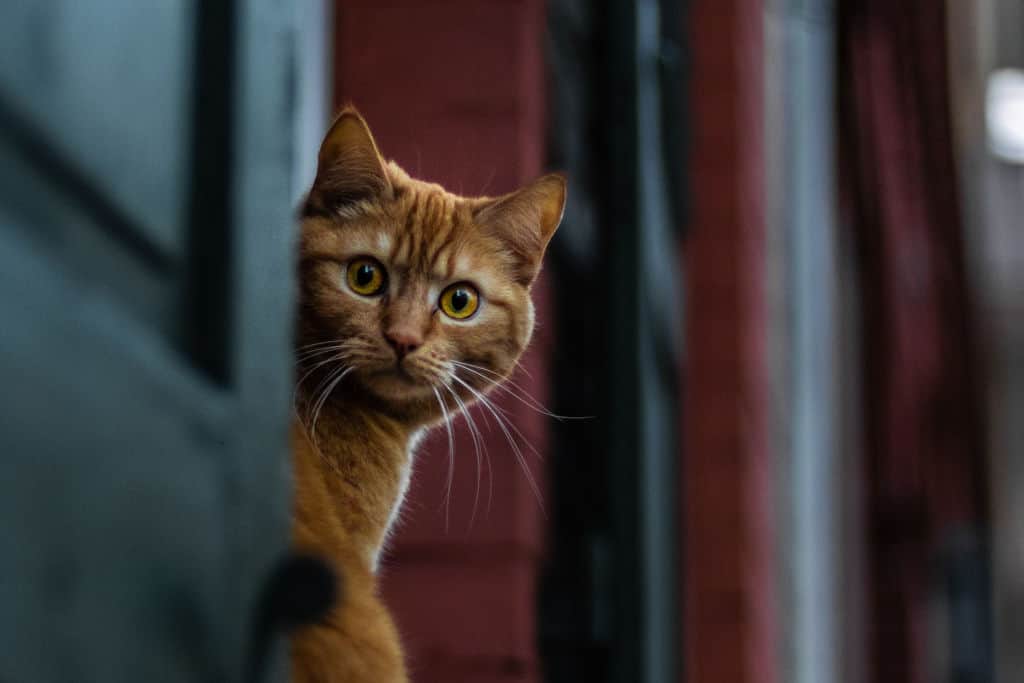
[289,109,565,682]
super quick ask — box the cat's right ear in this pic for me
[305,108,393,214]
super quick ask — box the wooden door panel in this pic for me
[0,1,298,680]
[0,1,195,260]
[0,231,230,681]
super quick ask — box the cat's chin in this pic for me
[357,371,450,426]
[360,368,438,404]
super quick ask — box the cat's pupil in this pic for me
[450,290,468,311]
[356,264,374,286]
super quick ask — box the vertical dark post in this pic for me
[183,0,236,384]
[536,1,686,679]
[606,1,682,681]
[604,1,642,680]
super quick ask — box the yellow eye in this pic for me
[439,282,480,320]
[346,258,386,296]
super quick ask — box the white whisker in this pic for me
[309,366,353,451]
[450,360,589,421]
[442,381,489,527]
[449,373,544,514]
[299,354,347,410]
[295,339,346,352]
[295,338,377,363]
[431,386,456,532]
[294,350,349,404]
[295,345,346,363]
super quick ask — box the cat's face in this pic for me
[296,110,564,424]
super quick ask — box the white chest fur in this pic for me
[372,428,424,571]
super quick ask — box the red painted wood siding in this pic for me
[838,2,989,680]
[332,2,552,681]
[684,1,777,683]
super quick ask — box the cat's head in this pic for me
[296,108,565,425]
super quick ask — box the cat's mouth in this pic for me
[384,364,419,384]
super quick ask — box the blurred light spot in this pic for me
[987,68,1024,164]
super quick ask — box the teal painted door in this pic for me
[0,2,298,681]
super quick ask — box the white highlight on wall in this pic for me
[987,68,1024,164]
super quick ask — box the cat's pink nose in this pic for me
[385,330,422,358]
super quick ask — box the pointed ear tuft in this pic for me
[307,108,392,213]
[474,173,566,285]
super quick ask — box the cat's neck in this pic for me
[291,398,419,573]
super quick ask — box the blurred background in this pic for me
[1,1,1022,682]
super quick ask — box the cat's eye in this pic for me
[346,257,387,296]
[438,282,480,320]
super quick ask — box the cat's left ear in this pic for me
[473,173,566,285]
[307,107,393,214]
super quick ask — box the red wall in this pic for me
[684,1,777,683]
[332,2,552,681]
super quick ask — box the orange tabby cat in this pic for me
[289,108,565,682]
